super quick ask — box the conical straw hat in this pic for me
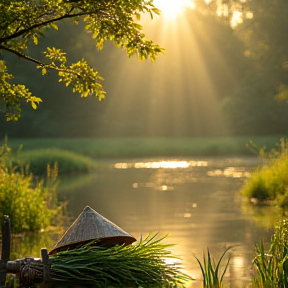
[49,206,136,255]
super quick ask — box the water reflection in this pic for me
[115,160,208,169]
[10,229,64,259]
[207,167,251,178]
[115,159,252,180]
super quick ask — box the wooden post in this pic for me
[41,249,51,288]
[0,216,11,288]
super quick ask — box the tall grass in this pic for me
[252,219,288,288]
[241,138,288,208]
[0,141,63,233]
[194,247,232,288]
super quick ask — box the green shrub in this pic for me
[241,172,271,200]
[241,139,288,208]
[17,148,92,176]
[0,142,62,233]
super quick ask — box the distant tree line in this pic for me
[221,0,288,135]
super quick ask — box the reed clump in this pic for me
[0,141,63,233]
[252,219,288,287]
[49,234,191,288]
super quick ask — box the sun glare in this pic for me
[153,0,195,19]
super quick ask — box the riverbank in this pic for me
[4,135,287,158]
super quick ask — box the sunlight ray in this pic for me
[153,0,195,19]
[93,6,235,138]
[140,13,231,137]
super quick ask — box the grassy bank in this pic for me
[4,135,288,158]
[16,148,93,175]
[241,138,288,208]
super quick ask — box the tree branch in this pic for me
[0,45,89,79]
[0,9,99,44]
[0,45,44,66]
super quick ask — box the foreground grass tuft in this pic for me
[194,247,232,288]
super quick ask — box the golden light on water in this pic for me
[207,167,251,178]
[115,160,251,178]
[135,161,190,169]
[115,160,208,169]
[246,11,254,19]
[233,256,244,268]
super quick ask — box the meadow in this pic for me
[4,135,288,158]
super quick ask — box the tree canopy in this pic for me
[0,0,163,121]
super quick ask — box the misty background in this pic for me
[1,2,288,138]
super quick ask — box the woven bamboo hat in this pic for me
[49,206,136,255]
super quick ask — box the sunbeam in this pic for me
[153,0,195,19]
[137,11,232,137]
[92,6,240,138]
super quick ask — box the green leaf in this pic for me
[152,7,161,15]
[32,34,38,45]
[135,12,141,21]
[50,22,58,30]
[31,102,37,109]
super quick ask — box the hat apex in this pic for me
[49,206,136,255]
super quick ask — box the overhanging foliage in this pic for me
[0,0,163,120]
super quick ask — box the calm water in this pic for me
[11,157,281,287]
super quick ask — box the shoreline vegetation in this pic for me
[0,142,63,233]
[4,135,288,158]
[241,138,288,208]
[3,135,285,178]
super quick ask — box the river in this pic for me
[11,156,281,287]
